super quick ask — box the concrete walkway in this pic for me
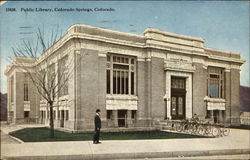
[1,125,250,160]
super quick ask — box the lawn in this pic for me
[10,127,210,142]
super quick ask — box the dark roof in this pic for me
[240,86,250,112]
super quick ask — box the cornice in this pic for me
[67,24,144,39]
[205,48,240,55]
[208,54,245,65]
[8,24,244,70]
[4,64,34,76]
[144,28,205,43]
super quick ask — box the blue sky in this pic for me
[0,1,249,93]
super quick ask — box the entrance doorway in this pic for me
[118,110,127,127]
[171,77,186,120]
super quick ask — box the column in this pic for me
[211,110,214,123]
[166,72,171,119]
[127,110,132,127]
[113,110,118,127]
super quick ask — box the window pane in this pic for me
[113,64,129,70]
[66,110,69,120]
[121,71,124,94]
[131,59,134,64]
[24,83,28,101]
[178,97,183,115]
[58,111,60,119]
[106,70,110,94]
[171,78,185,89]
[53,111,56,119]
[117,71,120,94]
[125,72,129,94]
[58,56,68,97]
[24,111,29,118]
[117,57,120,63]
[132,110,136,119]
[209,84,219,98]
[172,97,176,115]
[131,72,134,95]
[107,110,112,119]
[113,71,116,94]
[125,58,129,64]
[210,74,219,78]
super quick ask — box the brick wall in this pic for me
[76,48,106,130]
[150,57,165,120]
[230,69,240,124]
[192,63,207,118]
[14,72,24,123]
[137,60,149,127]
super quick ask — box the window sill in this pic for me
[106,94,138,100]
[204,96,225,103]
[58,95,69,101]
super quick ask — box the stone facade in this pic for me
[5,24,245,131]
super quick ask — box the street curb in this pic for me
[8,135,24,144]
[2,148,250,160]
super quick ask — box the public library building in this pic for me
[5,24,245,132]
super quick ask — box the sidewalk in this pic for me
[1,125,250,160]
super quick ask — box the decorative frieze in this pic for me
[164,59,196,72]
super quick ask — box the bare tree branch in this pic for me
[10,26,74,138]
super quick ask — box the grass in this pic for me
[230,124,250,130]
[10,127,210,142]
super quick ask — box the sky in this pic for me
[0,1,249,93]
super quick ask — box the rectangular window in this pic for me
[131,110,136,119]
[48,64,56,90]
[131,72,134,95]
[23,73,29,101]
[208,67,224,98]
[58,56,69,97]
[171,78,185,89]
[107,110,112,119]
[106,54,136,95]
[47,110,50,119]
[113,71,116,94]
[66,110,69,120]
[106,70,110,94]
[24,83,28,101]
[43,111,46,119]
[42,111,44,119]
[39,70,46,100]
[10,76,14,102]
[53,110,56,119]
[58,110,60,119]
[206,110,211,119]
[24,111,29,118]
